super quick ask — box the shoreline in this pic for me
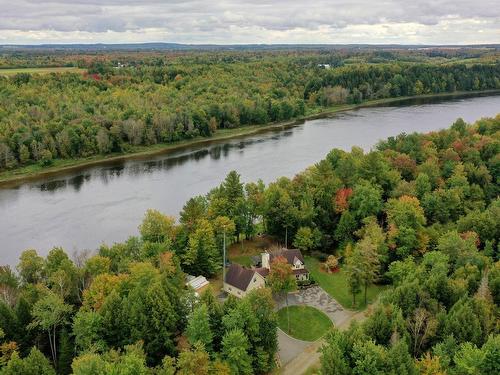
[1,89,499,188]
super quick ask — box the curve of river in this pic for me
[1,94,499,266]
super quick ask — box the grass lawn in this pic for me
[0,67,86,75]
[305,256,387,311]
[277,305,333,341]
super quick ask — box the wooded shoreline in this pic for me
[1,89,499,188]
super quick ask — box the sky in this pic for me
[0,0,499,45]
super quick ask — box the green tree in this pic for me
[179,196,207,232]
[186,304,213,353]
[16,249,45,284]
[387,340,418,375]
[221,329,252,375]
[437,231,478,269]
[139,209,176,243]
[28,292,72,369]
[245,288,278,373]
[267,256,296,334]
[334,210,357,244]
[58,328,73,375]
[444,298,482,346]
[386,195,427,259]
[351,340,387,374]
[72,310,106,353]
[354,237,380,305]
[453,342,484,375]
[479,335,500,375]
[71,353,106,375]
[183,219,220,276]
[320,328,352,375]
[293,226,320,252]
[345,249,363,307]
[363,304,405,347]
[1,347,55,375]
[350,180,383,221]
[262,179,298,244]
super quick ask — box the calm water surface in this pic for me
[1,94,499,266]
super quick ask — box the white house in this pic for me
[223,263,266,298]
[260,248,309,281]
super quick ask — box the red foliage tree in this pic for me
[334,187,353,213]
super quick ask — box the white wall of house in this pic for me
[293,258,304,269]
[295,273,309,281]
[223,272,265,298]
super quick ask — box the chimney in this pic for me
[262,252,270,269]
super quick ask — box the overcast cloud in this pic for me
[0,0,498,44]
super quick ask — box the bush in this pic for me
[297,278,316,288]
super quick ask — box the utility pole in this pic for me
[222,229,226,284]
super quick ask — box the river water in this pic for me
[1,94,499,266]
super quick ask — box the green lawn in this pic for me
[0,67,86,75]
[305,256,386,311]
[277,305,333,341]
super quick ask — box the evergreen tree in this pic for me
[58,328,73,375]
[184,219,220,276]
[186,304,213,353]
[221,329,253,375]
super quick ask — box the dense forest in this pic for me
[1,49,499,171]
[1,115,499,374]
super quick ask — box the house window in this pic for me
[253,278,256,282]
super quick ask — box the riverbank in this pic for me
[1,89,499,188]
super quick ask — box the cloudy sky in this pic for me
[0,0,498,45]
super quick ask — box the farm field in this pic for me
[0,67,86,75]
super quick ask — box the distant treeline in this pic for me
[0,50,499,170]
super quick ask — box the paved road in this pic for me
[277,286,351,326]
[277,329,310,366]
[276,286,352,367]
[280,301,379,375]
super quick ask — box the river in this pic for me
[1,94,499,266]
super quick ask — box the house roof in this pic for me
[225,263,256,291]
[255,267,269,277]
[186,275,209,291]
[269,248,305,265]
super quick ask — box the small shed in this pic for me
[186,275,209,293]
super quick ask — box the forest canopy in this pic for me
[1,115,499,374]
[1,49,499,171]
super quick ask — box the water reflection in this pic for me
[26,127,303,193]
[1,94,499,267]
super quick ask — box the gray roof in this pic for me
[225,263,256,291]
[269,248,305,265]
